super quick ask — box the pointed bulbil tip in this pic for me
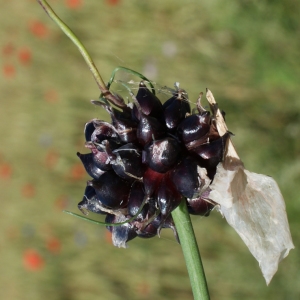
[78,205,89,216]
[139,81,146,87]
[87,180,93,187]
[90,99,107,108]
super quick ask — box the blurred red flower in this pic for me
[23,249,45,271]
[54,194,69,210]
[105,230,113,244]
[44,89,59,103]
[3,64,15,78]
[2,43,14,56]
[70,163,86,181]
[65,0,82,9]
[106,0,120,5]
[21,183,36,198]
[46,237,62,254]
[0,162,12,179]
[136,282,151,297]
[29,20,49,38]
[18,47,32,65]
[45,149,59,169]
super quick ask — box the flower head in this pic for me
[77,81,226,248]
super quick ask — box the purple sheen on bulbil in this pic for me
[163,96,191,130]
[170,156,200,199]
[187,197,214,216]
[192,133,229,160]
[77,152,105,180]
[111,143,145,181]
[78,186,107,215]
[143,167,165,197]
[91,121,120,143]
[137,114,166,146]
[136,81,164,118]
[84,121,96,142]
[77,82,228,246]
[137,214,179,243]
[177,111,211,144]
[105,214,137,248]
[145,137,181,173]
[111,108,137,130]
[84,143,112,171]
[157,174,182,217]
[186,188,213,216]
[87,171,131,209]
[128,181,148,221]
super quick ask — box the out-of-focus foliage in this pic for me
[0,0,299,299]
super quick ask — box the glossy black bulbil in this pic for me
[77,81,229,247]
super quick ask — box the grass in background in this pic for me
[0,0,299,299]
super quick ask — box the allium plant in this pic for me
[38,1,294,299]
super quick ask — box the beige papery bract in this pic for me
[206,89,294,285]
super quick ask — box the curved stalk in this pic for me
[37,0,108,93]
[171,200,210,300]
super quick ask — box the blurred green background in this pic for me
[1,0,299,299]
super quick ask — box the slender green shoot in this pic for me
[64,195,148,227]
[171,200,210,300]
[107,66,156,95]
[37,0,108,93]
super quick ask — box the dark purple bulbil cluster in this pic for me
[77,82,228,247]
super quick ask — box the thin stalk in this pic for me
[37,0,108,93]
[171,200,210,300]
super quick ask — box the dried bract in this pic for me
[206,89,294,284]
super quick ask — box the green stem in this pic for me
[171,200,210,300]
[37,0,108,93]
